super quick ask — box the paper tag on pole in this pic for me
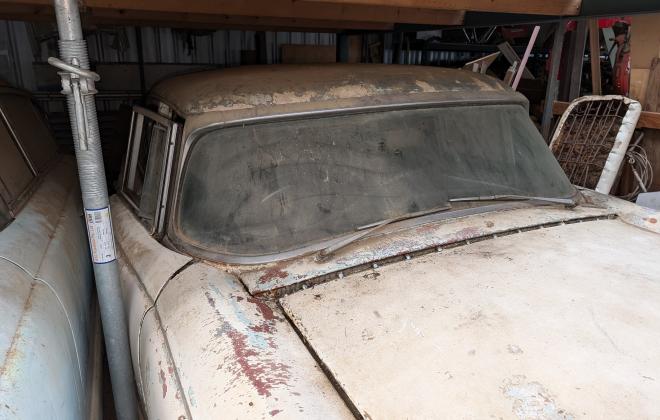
[84,207,117,264]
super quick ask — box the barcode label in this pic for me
[84,207,117,264]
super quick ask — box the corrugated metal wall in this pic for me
[1,21,336,92]
[0,21,336,155]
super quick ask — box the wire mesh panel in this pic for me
[550,97,629,189]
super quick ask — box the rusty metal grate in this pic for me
[550,98,629,190]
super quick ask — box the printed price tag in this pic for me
[84,207,117,264]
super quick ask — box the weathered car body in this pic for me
[0,85,101,419]
[112,65,660,419]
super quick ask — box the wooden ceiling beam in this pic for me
[298,0,582,16]
[88,8,394,31]
[0,3,394,31]
[0,0,465,25]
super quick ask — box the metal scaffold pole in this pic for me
[49,0,138,418]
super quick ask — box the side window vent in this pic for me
[120,106,178,235]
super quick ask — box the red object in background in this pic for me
[500,26,531,42]
[613,31,631,96]
[547,18,631,95]
[598,17,632,29]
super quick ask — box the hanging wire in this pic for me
[619,142,654,201]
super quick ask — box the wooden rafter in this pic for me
[298,0,582,16]
[0,3,395,31]
[88,9,394,31]
[0,0,465,26]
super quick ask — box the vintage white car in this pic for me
[113,65,660,419]
[0,84,100,419]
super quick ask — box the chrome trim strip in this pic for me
[125,113,143,190]
[120,110,136,191]
[133,105,171,126]
[0,105,37,175]
[170,202,548,265]
[156,122,178,236]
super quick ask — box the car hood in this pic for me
[280,217,660,419]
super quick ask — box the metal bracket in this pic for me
[48,56,100,150]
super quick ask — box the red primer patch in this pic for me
[455,226,482,240]
[204,291,290,397]
[159,368,168,398]
[247,297,278,321]
[258,267,289,284]
[226,329,290,397]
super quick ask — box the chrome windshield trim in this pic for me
[169,201,551,265]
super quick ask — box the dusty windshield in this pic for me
[177,104,574,257]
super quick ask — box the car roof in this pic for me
[149,64,522,119]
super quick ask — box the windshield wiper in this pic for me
[449,194,576,207]
[316,203,452,261]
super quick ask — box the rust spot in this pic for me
[159,368,168,398]
[247,297,279,322]
[270,409,283,416]
[0,283,36,379]
[485,221,495,228]
[206,293,216,308]
[648,217,657,224]
[454,226,482,241]
[235,295,245,301]
[258,267,289,284]
[226,329,290,397]
[205,291,290,397]
[257,260,293,284]
[415,223,437,234]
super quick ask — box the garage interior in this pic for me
[2,1,660,197]
[1,0,660,418]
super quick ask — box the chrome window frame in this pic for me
[120,105,179,236]
[166,98,538,264]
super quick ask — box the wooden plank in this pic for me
[0,0,465,25]
[541,21,565,141]
[497,42,534,79]
[588,18,601,95]
[630,13,660,69]
[567,19,588,101]
[347,35,362,63]
[88,8,395,31]
[644,57,660,113]
[642,129,660,192]
[630,68,651,105]
[0,3,395,30]
[298,0,581,15]
[553,101,660,130]
[280,44,336,64]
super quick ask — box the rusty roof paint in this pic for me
[150,64,514,118]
